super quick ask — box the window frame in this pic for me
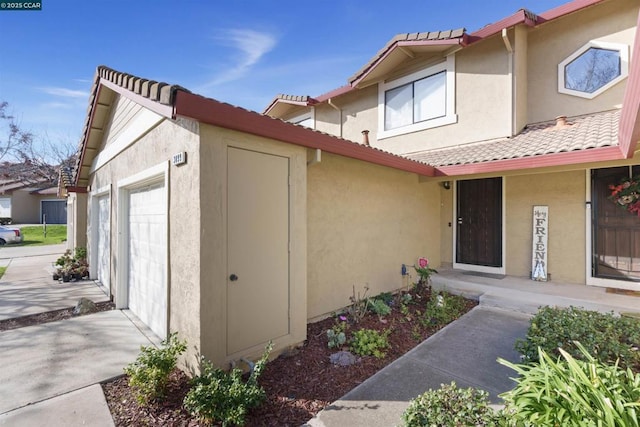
[287,109,314,129]
[558,41,629,99]
[378,55,457,140]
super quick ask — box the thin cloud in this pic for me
[204,29,277,87]
[39,87,88,99]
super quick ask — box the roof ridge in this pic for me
[96,65,191,106]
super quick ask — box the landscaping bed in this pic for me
[103,286,477,426]
[0,300,115,332]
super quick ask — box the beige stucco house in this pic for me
[0,171,66,225]
[67,0,640,367]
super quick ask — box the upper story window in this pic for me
[558,41,628,99]
[378,55,456,139]
[287,110,314,129]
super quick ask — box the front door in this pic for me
[456,177,502,267]
[227,146,290,356]
[592,166,640,281]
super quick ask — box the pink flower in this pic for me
[418,257,428,268]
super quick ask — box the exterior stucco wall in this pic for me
[89,117,202,366]
[9,190,61,224]
[198,124,307,367]
[311,36,512,155]
[66,192,87,251]
[307,152,440,320]
[527,0,638,123]
[505,171,586,283]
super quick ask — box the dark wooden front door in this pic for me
[592,166,640,281]
[456,178,502,267]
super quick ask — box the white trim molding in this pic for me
[558,41,629,100]
[115,161,170,311]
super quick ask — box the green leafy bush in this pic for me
[516,306,640,371]
[327,321,347,349]
[124,333,187,405]
[402,381,499,426]
[499,344,640,427]
[350,328,389,358]
[368,298,392,317]
[184,342,272,427]
[422,291,467,327]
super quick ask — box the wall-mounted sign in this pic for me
[532,205,549,281]
[172,152,187,166]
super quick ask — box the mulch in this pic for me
[0,300,115,332]
[102,287,478,426]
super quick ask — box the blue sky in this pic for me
[0,0,567,150]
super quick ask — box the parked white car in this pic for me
[0,226,23,245]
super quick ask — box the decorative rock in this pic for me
[73,298,97,316]
[329,351,359,367]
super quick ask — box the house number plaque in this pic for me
[531,205,549,281]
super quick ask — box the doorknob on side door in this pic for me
[229,274,238,281]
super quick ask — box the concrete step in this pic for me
[432,274,640,316]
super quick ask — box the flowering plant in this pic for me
[414,257,438,287]
[608,176,640,216]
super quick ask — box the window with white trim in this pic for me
[378,55,456,139]
[287,110,314,129]
[558,41,628,99]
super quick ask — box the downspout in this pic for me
[502,28,515,137]
[328,98,343,138]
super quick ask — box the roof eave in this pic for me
[618,4,640,158]
[434,146,623,176]
[175,91,436,177]
[349,37,467,88]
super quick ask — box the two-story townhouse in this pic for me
[65,0,640,368]
[266,0,640,293]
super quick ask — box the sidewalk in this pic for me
[0,250,157,426]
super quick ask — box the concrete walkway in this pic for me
[0,247,157,426]
[0,246,109,320]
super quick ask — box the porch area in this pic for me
[432,268,640,316]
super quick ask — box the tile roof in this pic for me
[406,109,621,167]
[349,28,466,85]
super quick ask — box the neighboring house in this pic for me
[68,0,640,368]
[0,164,67,224]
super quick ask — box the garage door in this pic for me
[127,182,167,339]
[0,198,10,218]
[96,195,110,292]
[41,200,67,224]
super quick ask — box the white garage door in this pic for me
[127,182,167,339]
[0,198,11,218]
[96,195,110,292]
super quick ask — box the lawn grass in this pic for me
[18,225,67,246]
[0,266,5,279]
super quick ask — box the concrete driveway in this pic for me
[0,245,157,425]
[0,244,109,320]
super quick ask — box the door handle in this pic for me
[229,274,238,281]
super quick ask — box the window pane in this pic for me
[385,83,413,130]
[565,48,621,93]
[414,71,446,123]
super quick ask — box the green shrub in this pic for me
[184,342,272,426]
[499,344,640,427]
[422,291,467,327]
[368,298,392,317]
[124,332,187,405]
[327,321,347,349]
[516,306,640,371]
[402,382,499,426]
[350,328,389,358]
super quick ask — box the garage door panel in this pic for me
[128,183,167,339]
[96,195,110,290]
